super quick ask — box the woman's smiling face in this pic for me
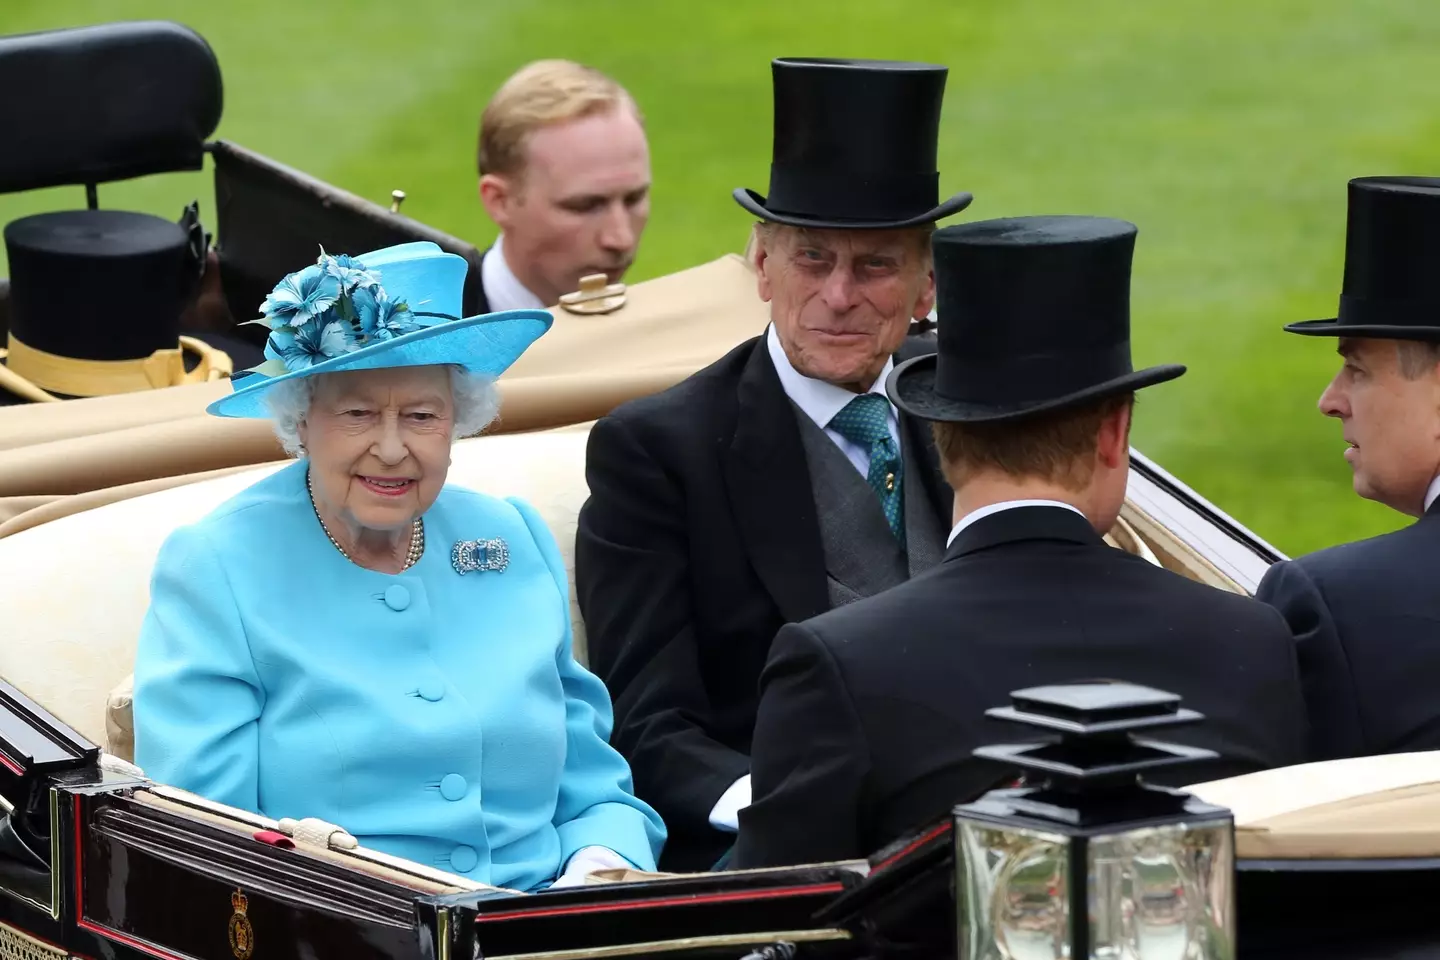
[299,365,455,536]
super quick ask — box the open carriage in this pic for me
[3,17,1440,960]
[1,265,1436,958]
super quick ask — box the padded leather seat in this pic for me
[0,422,595,756]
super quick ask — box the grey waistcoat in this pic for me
[792,403,947,610]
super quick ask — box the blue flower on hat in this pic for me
[370,288,420,341]
[260,270,338,329]
[322,251,383,294]
[247,249,429,373]
[268,317,359,372]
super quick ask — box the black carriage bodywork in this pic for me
[0,675,874,960]
[0,20,487,349]
[3,16,1432,960]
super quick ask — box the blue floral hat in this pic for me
[206,241,552,419]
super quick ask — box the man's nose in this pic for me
[1318,377,1348,419]
[820,265,860,311]
[598,203,636,254]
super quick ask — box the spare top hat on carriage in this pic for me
[0,207,236,403]
[733,57,973,230]
[1285,176,1440,342]
[0,20,238,405]
[887,215,1186,423]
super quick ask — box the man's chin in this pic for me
[795,360,886,392]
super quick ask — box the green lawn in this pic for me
[3,0,1437,556]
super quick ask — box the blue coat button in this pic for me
[451,844,478,873]
[440,773,468,801]
[418,678,444,702]
[384,584,410,611]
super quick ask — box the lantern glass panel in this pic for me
[956,819,1234,960]
[957,822,1071,960]
[1088,821,1234,960]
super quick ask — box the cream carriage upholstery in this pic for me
[0,422,596,760]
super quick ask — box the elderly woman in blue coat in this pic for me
[133,241,664,891]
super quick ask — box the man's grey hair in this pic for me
[263,365,500,457]
[1396,340,1440,380]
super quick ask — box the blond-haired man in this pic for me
[731,216,1306,868]
[476,59,649,310]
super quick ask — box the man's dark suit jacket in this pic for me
[1256,501,1440,762]
[730,505,1309,869]
[575,332,951,871]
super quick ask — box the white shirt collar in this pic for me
[946,500,1088,548]
[481,234,546,312]
[1426,472,1440,513]
[765,324,896,431]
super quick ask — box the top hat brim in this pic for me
[206,309,553,419]
[1284,318,1440,342]
[886,352,1186,424]
[733,187,973,230]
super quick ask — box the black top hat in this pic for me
[887,216,1185,423]
[733,58,973,230]
[0,208,222,402]
[1286,177,1440,341]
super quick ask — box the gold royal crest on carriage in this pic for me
[228,888,254,960]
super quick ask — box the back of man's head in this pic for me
[931,393,1135,529]
[478,59,641,179]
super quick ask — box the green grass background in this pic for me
[2,0,1435,556]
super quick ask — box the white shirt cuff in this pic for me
[708,774,751,833]
[550,845,632,888]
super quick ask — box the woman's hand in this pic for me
[549,845,632,888]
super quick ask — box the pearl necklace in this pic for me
[307,473,424,571]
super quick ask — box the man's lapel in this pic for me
[899,410,952,531]
[894,335,953,532]
[723,340,830,623]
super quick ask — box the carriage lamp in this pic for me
[953,682,1235,960]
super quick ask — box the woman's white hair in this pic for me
[264,365,500,457]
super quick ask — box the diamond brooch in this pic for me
[452,538,509,575]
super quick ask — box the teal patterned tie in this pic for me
[828,393,905,546]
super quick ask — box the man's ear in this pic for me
[753,234,775,304]
[1096,402,1133,469]
[479,174,514,229]
[912,265,937,321]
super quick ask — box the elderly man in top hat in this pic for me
[574,57,971,871]
[730,215,1307,868]
[1258,177,1440,762]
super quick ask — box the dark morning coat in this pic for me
[1256,501,1440,762]
[574,329,951,871]
[730,504,1309,869]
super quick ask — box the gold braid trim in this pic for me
[1,333,232,399]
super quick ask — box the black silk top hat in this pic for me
[887,216,1186,423]
[733,58,973,229]
[0,208,229,403]
[1286,176,1440,341]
